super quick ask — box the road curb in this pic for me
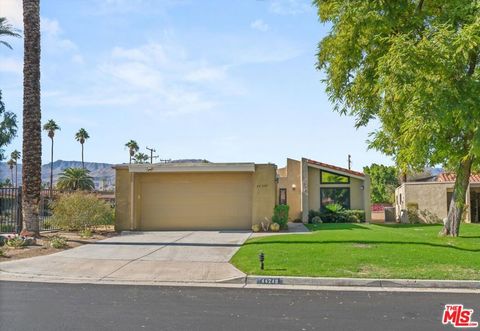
[245,275,480,289]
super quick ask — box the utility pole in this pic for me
[146,147,158,164]
[348,154,352,170]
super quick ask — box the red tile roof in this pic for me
[305,159,365,177]
[436,173,480,183]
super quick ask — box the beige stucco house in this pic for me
[395,173,480,223]
[277,158,371,223]
[114,162,276,231]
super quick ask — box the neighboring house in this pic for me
[395,173,480,223]
[277,158,371,223]
[114,162,276,231]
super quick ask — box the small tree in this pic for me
[364,164,400,204]
[57,168,95,191]
[133,152,149,164]
[125,140,139,164]
[43,119,60,194]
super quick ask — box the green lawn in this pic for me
[231,223,480,280]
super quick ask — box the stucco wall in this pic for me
[252,164,277,226]
[114,167,131,231]
[277,158,302,221]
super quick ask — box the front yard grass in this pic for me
[230,223,480,280]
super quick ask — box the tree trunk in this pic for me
[10,167,13,186]
[50,136,54,197]
[442,157,473,237]
[81,143,84,169]
[15,164,17,188]
[21,0,41,237]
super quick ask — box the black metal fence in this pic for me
[0,187,61,233]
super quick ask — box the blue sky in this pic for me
[0,0,393,170]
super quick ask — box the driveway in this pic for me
[0,231,251,284]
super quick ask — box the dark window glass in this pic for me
[321,170,350,184]
[279,188,287,205]
[321,188,350,209]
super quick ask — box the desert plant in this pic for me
[79,228,92,238]
[272,205,289,230]
[57,168,94,191]
[270,223,280,232]
[251,224,261,232]
[5,234,28,248]
[50,192,114,231]
[323,203,344,213]
[49,235,68,249]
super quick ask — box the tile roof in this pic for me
[436,173,480,183]
[305,159,365,177]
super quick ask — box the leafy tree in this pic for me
[10,150,20,188]
[22,0,42,237]
[133,152,149,164]
[0,17,21,49]
[364,164,400,204]
[0,92,18,162]
[57,168,95,191]
[75,128,90,169]
[315,0,480,236]
[125,140,139,164]
[43,119,60,194]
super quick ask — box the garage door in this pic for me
[139,172,253,230]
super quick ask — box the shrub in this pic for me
[49,236,68,249]
[323,203,344,213]
[5,235,28,248]
[311,216,323,224]
[51,192,114,231]
[270,223,280,232]
[0,236,5,247]
[251,224,261,232]
[272,205,289,230]
[79,228,92,238]
[0,247,5,257]
[308,209,365,223]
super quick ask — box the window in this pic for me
[321,170,350,184]
[321,188,350,209]
[279,188,287,205]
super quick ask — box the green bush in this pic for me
[49,236,68,249]
[50,192,114,231]
[308,209,365,223]
[272,205,289,230]
[5,235,28,248]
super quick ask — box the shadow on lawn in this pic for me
[243,240,480,252]
[309,223,371,230]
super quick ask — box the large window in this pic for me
[321,170,350,184]
[279,188,287,205]
[321,188,350,209]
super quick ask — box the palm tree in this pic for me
[7,159,15,186]
[57,168,95,191]
[10,150,20,188]
[22,0,41,237]
[43,120,60,194]
[75,128,89,169]
[0,17,21,49]
[133,152,149,164]
[125,140,139,164]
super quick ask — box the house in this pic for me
[114,162,276,231]
[114,157,372,231]
[395,173,480,223]
[277,158,371,223]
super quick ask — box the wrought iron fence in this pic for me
[0,187,62,233]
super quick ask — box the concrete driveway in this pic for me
[0,231,251,284]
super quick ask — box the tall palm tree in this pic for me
[43,120,60,194]
[75,128,89,169]
[0,17,21,49]
[21,0,41,237]
[10,150,20,188]
[57,167,94,191]
[7,159,15,186]
[125,140,139,164]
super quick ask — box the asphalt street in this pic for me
[0,282,478,331]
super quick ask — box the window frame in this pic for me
[320,187,351,209]
[320,170,350,184]
[279,188,287,205]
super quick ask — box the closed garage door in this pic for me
[139,172,253,230]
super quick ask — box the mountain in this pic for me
[0,159,209,190]
[0,160,115,190]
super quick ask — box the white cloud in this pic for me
[1,0,23,27]
[0,57,22,74]
[269,0,312,15]
[41,18,78,52]
[185,66,227,82]
[250,19,269,32]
